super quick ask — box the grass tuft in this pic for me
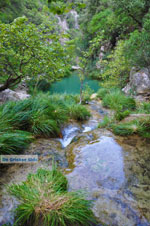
[8,167,96,226]
[102,90,136,111]
[68,104,91,121]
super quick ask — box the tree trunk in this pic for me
[79,79,83,104]
[0,76,21,92]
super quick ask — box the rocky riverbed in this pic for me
[0,101,150,226]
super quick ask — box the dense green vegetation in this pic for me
[8,166,96,226]
[78,0,150,87]
[0,16,72,91]
[0,93,90,154]
[0,1,150,225]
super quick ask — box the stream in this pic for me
[0,100,150,226]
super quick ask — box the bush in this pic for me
[101,41,131,88]
[9,167,95,226]
[68,104,91,121]
[82,85,94,103]
[102,90,136,111]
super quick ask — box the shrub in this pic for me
[68,104,91,121]
[102,90,136,111]
[82,85,94,103]
[9,167,95,226]
[101,41,131,88]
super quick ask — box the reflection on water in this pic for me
[66,133,150,226]
[67,136,125,191]
[50,73,100,94]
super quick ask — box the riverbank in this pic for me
[0,99,150,226]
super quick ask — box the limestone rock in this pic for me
[0,89,30,104]
[123,67,150,96]
[90,93,98,100]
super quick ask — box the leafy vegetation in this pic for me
[78,0,150,86]
[0,93,90,154]
[0,16,72,92]
[8,167,96,226]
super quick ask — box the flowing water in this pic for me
[0,101,150,226]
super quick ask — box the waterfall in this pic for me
[56,15,69,33]
[70,10,79,29]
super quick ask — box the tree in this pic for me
[78,52,88,104]
[0,17,71,92]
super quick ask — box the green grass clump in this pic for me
[114,110,131,121]
[111,117,150,138]
[0,130,33,154]
[68,104,91,121]
[9,167,95,226]
[0,93,91,154]
[102,90,136,111]
[136,102,150,114]
[98,116,114,128]
[97,88,110,99]
[111,122,137,136]
[137,117,150,138]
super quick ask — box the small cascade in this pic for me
[58,125,81,148]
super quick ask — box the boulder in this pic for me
[123,67,150,96]
[90,93,98,100]
[0,89,30,104]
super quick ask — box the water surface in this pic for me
[50,73,99,94]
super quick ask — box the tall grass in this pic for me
[0,93,90,154]
[8,167,96,226]
[68,104,91,121]
[0,130,33,154]
[111,117,150,138]
[102,90,136,111]
[136,102,150,114]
